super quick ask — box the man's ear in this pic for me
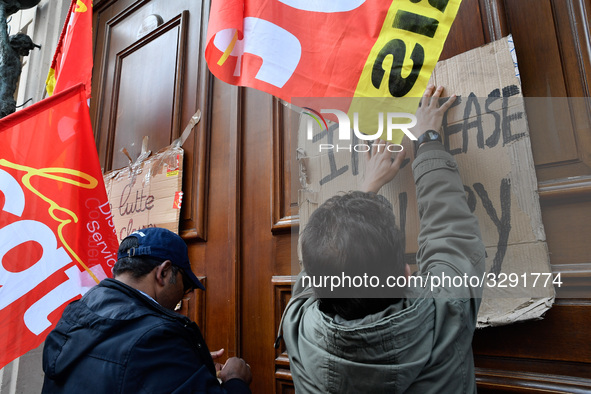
[155,260,173,287]
[404,263,411,279]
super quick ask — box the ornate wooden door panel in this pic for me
[95,1,185,170]
[90,1,591,392]
[239,89,300,393]
[442,1,591,391]
[426,0,591,391]
[91,0,243,358]
[240,88,279,394]
[248,1,591,392]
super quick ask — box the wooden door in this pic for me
[91,1,591,393]
[91,0,243,361]
[446,1,591,392]
[238,0,591,393]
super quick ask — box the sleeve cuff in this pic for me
[222,378,251,393]
[412,143,458,184]
[416,140,446,156]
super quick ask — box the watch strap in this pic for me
[415,129,441,155]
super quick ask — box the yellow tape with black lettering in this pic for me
[349,0,462,143]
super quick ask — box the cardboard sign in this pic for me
[103,144,184,242]
[297,36,554,327]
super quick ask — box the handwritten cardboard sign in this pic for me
[297,36,554,327]
[103,144,184,242]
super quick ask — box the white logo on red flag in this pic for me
[0,85,118,369]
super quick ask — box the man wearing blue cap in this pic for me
[42,227,252,393]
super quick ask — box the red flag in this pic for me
[46,0,93,98]
[205,0,462,101]
[0,84,118,369]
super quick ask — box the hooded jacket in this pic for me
[42,278,250,393]
[281,143,486,393]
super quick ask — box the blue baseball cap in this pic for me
[117,227,205,290]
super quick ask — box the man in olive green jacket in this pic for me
[280,86,486,393]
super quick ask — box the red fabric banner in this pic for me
[46,0,93,98]
[205,0,462,102]
[0,84,118,369]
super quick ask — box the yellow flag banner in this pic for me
[354,0,461,99]
[349,0,462,142]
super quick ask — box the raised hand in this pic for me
[360,141,407,193]
[412,85,456,140]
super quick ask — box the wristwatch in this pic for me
[415,129,442,154]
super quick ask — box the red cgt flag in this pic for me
[205,0,462,143]
[0,84,118,369]
[205,0,462,101]
[46,0,93,98]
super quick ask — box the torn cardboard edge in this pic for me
[478,296,555,327]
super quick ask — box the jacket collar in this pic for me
[98,278,193,325]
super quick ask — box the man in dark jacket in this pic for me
[281,85,486,393]
[42,227,251,393]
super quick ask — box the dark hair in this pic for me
[113,236,179,281]
[301,191,405,320]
